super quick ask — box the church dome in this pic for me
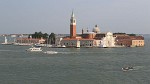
[92,25,100,33]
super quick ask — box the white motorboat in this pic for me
[61,45,66,48]
[26,47,42,52]
[44,51,58,54]
[122,66,134,71]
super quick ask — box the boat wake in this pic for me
[43,51,114,55]
[132,66,145,70]
[59,52,80,54]
[0,50,13,52]
[43,51,80,55]
[43,51,58,54]
[0,49,21,52]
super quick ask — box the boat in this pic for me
[44,51,58,54]
[122,66,133,71]
[26,47,42,52]
[61,45,66,48]
[100,44,108,48]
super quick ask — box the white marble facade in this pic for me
[100,32,116,47]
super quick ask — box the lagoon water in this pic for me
[0,35,150,84]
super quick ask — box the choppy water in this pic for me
[0,35,150,84]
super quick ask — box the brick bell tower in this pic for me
[70,11,76,38]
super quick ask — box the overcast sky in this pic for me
[0,0,150,34]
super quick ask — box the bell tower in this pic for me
[70,11,76,38]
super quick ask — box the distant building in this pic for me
[115,35,144,47]
[100,32,116,47]
[132,40,144,47]
[15,37,45,44]
[55,34,67,46]
[60,12,116,48]
[92,25,100,33]
[60,11,144,48]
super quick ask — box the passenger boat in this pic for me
[26,47,42,52]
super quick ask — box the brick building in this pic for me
[115,35,144,47]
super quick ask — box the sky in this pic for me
[0,0,150,34]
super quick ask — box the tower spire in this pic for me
[71,10,75,18]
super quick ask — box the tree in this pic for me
[128,34,136,36]
[30,31,49,39]
[43,33,49,39]
[49,33,56,44]
[113,32,126,35]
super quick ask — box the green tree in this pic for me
[43,33,49,39]
[49,33,56,44]
[31,31,49,39]
[128,34,136,36]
